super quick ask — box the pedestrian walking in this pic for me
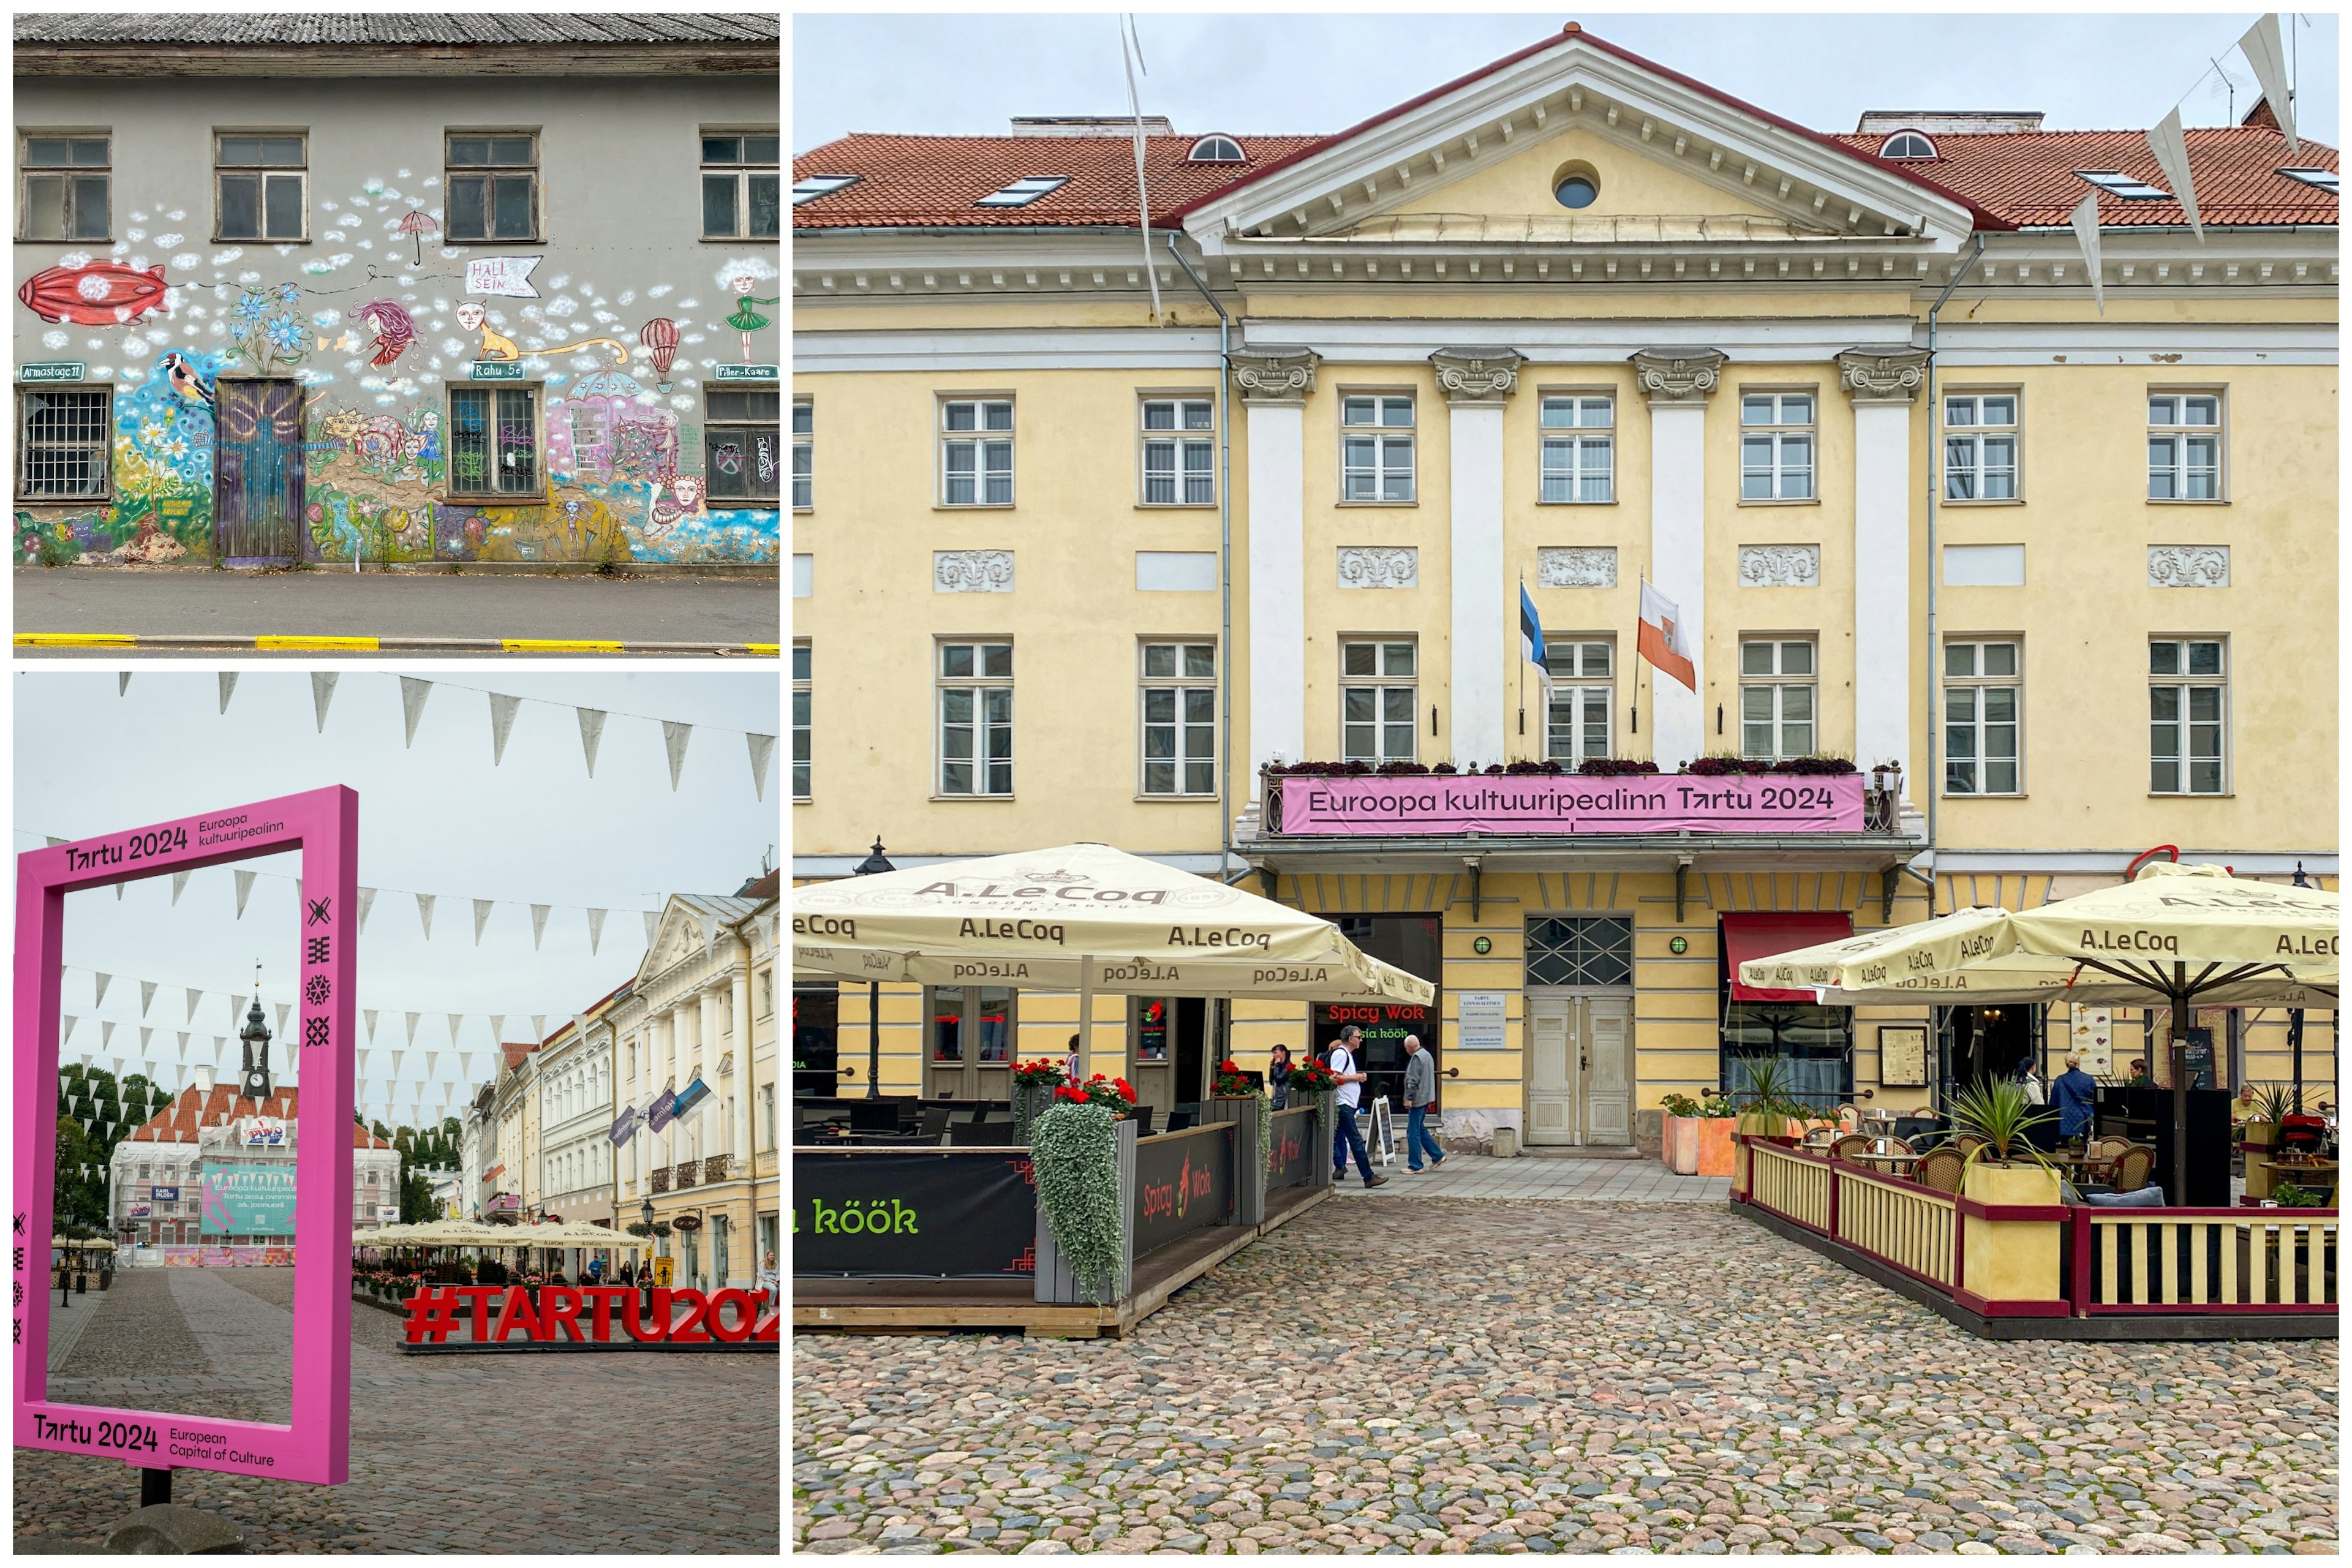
[618,1258,635,1287]
[2051,1053,2100,1143]
[1268,1044,1294,1110]
[1327,1027,1387,1189]
[1065,1033,1084,1084]
[1400,1035,1447,1172]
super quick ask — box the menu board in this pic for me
[2070,1005,2114,1076]
[1878,1025,1928,1088]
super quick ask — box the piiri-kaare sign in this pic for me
[1277,774,1866,835]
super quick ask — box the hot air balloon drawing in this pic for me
[397,209,439,266]
[19,261,170,325]
[639,317,679,382]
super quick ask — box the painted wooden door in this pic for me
[214,379,305,562]
[1528,996,1576,1144]
[1583,997,1634,1145]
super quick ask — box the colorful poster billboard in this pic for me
[199,1162,297,1235]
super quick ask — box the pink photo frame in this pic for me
[15,786,357,1485]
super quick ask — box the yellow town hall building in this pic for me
[791,24,2337,1147]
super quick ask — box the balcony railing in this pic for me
[1256,762,1907,837]
[703,1155,733,1184]
[648,1169,671,1194]
[673,1161,698,1190]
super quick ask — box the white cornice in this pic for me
[1178,37,1975,254]
[1243,314,1920,363]
[794,326,1223,375]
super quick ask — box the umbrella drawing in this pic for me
[398,210,439,266]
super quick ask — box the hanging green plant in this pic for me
[1030,1101,1124,1306]
[1257,1088,1273,1177]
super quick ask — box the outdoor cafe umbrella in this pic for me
[793,841,1436,1077]
[1741,862,2339,1202]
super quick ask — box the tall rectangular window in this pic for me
[1739,639,1816,759]
[791,399,813,510]
[1740,392,1815,500]
[1139,642,1216,795]
[1340,395,1415,502]
[1341,640,1418,764]
[17,388,114,500]
[19,134,110,241]
[792,642,812,800]
[937,640,1014,796]
[705,386,780,504]
[701,130,781,239]
[1943,393,2018,501]
[1139,396,1214,505]
[215,132,307,241]
[1943,640,2021,795]
[1538,394,1614,503]
[2150,639,2226,794]
[1542,641,1614,764]
[445,132,540,243]
[448,386,540,498]
[2147,393,2223,500]
[940,398,1014,506]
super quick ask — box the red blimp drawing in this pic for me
[18,260,170,325]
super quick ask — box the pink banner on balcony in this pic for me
[1276,772,1867,835]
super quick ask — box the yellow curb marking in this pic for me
[16,633,138,646]
[743,644,781,657]
[500,639,625,653]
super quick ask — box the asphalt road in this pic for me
[15,568,780,656]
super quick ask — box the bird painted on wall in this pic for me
[161,352,214,409]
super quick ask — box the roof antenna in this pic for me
[1120,13,1164,324]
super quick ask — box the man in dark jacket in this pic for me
[2051,1053,2101,1143]
[1400,1035,1447,1172]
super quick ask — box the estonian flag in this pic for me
[1520,582,1547,671]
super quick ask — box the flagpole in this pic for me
[1517,575,1525,750]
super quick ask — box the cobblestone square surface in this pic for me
[793,1199,2337,1555]
[17,1268,780,1553]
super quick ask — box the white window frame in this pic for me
[2078,169,2169,200]
[976,176,1068,208]
[19,132,111,243]
[1879,130,1937,160]
[213,130,309,243]
[2149,638,2228,796]
[1340,394,1415,504]
[1542,640,1615,764]
[1138,396,1215,507]
[792,173,858,206]
[1739,391,1816,502]
[2147,391,2225,503]
[2278,167,2340,194]
[792,398,812,511]
[1738,639,1817,760]
[792,641,812,801]
[699,129,780,240]
[1942,391,2019,503]
[1942,639,2022,796]
[1340,639,1419,764]
[937,639,1014,797]
[938,397,1014,507]
[1138,641,1217,796]
[1538,393,1615,504]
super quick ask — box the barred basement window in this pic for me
[445,132,539,243]
[448,385,541,499]
[17,388,115,500]
[706,386,780,504]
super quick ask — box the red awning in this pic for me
[1722,912,1855,1003]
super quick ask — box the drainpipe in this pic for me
[1166,232,1244,886]
[1922,233,1988,899]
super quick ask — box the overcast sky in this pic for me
[18,669,780,1126]
[795,12,2337,149]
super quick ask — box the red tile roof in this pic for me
[1832,126,2337,228]
[793,132,1321,229]
[123,1084,391,1150]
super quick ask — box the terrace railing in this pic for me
[2073,1210,2337,1313]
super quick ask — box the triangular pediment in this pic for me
[1176,29,1983,252]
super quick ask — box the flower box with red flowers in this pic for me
[1211,1058,1257,1098]
[1011,1058,1069,1088]
[1051,1074,1137,1117]
[1287,1057,1340,1093]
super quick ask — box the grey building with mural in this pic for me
[13,13,780,568]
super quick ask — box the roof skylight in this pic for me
[976,175,1069,208]
[1188,135,1246,164]
[792,174,859,206]
[2076,170,2171,200]
[2278,167,2340,194]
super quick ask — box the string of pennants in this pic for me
[2067,14,2301,314]
[116,671,778,801]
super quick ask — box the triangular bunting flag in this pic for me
[662,720,692,790]
[473,899,494,945]
[573,1013,590,1047]
[489,1015,505,1044]
[119,672,132,696]
[102,1020,116,1049]
[232,995,247,1029]
[392,1050,405,1080]
[310,671,340,733]
[235,869,256,918]
[45,837,64,848]
[2239,13,2297,149]
[489,692,522,765]
[141,979,157,1016]
[644,911,659,949]
[448,1014,464,1046]
[401,677,434,747]
[365,1009,379,1042]
[531,1016,546,1042]
[2070,192,2105,316]
[275,1002,290,1038]
[218,672,238,714]
[186,988,202,1023]
[578,707,608,776]
[2146,105,2201,243]
[176,1031,189,1061]
[62,1014,78,1044]
[405,1012,420,1047]
[115,881,125,900]
[140,1026,153,1054]
[358,886,378,935]
[701,908,717,961]
[172,870,190,905]
[94,971,112,1007]
[531,904,550,950]
[747,733,776,802]
[417,893,436,939]
[425,1051,439,1079]
[461,1053,475,1081]
[587,908,608,956]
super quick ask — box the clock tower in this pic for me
[238,980,275,1103]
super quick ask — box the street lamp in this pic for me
[853,837,896,1101]
[639,1196,658,1295]
[2290,862,2312,1112]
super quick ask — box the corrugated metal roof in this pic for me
[13,13,777,45]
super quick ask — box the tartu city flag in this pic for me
[1637,580,1697,692]
[608,1099,644,1147]
[198,1162,296,1236]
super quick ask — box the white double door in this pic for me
[1526,991,1632,1147]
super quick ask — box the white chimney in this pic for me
[194,1063,216,1094]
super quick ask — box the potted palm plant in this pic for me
[1730,1057,1807,1142]
[1947,1078,2063,1205]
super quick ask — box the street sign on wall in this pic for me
[14,786,358,1486]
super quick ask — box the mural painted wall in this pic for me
[14,74,779,567]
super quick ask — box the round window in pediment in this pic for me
[1552,162,1600,209]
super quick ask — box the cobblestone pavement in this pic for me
[1335,1154,1732,1203]
[18,1268,780,1553]
[792,1200,2337,1556]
